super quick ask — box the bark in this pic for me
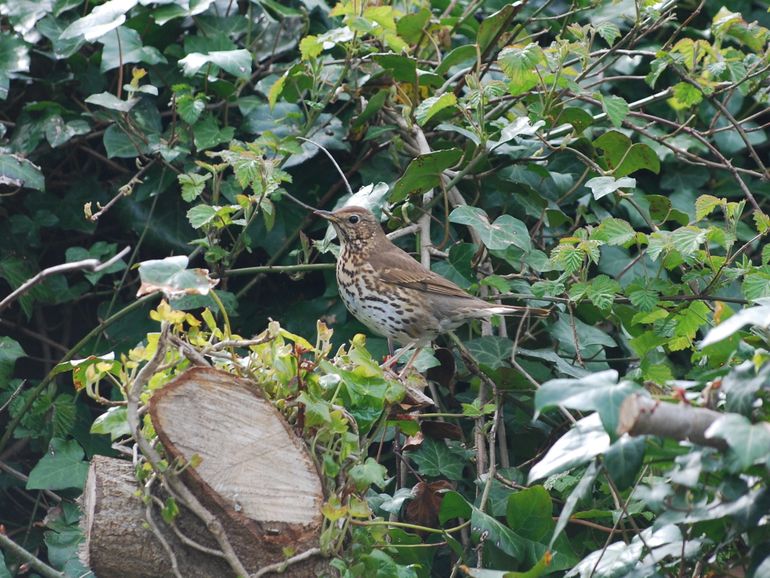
[81,367,327,577]
[617,393,728,450]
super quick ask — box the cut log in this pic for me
[81,367,326,577]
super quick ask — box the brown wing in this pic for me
[373,247,474,299]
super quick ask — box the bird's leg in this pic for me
[381,342,416,371]
[397,347,423,379]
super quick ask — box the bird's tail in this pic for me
[483,304,550,317]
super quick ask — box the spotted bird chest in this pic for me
[335,248,415,343]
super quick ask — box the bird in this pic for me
[315,205,548,369]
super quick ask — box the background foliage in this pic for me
[1,0,770,576]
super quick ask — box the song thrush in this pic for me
[315,206,547,350]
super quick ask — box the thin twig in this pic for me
[0,532,64,578]
[0,247,131,315]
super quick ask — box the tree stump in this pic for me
[80,367,326,577]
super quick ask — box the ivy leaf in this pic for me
[506,486,553,542]
[465,336,513,370]
[410,438,468,481]
[179,49,252,79]
[535,370,641,437]
[550,461,599,547]
[415,93,457,126]
[449,206,531,252]
[0,153,44,191]
[60,0,138,41]
[0,337,26,386]
[136,255,218,298]
[390,149,462,202]
[471,506,525,559]
[349,457,388,491]
[27,438,89,490]
[85,91,138,112]
[0,34,30,100]
[706,414,770,471]
[529,414,610,482]
[701,301,770,346]
[91,406,131,440]
[599,94,629,128]
[98,26,166,72]
[585,176,635,199]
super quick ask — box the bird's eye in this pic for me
[348,215,360,224]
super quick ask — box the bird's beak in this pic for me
[314,209,337,222]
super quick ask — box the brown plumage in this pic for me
[315,206,547,347]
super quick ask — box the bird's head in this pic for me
[314,206,385,249]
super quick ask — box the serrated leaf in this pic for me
[178,172,210,202]
[671,226,707,257]
[592,217,635,245]
[596,21,620,46]
[695,195,724,220]
[743,270,770,301]
[586,275,620,310]
[415,93,457,126]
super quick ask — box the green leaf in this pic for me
[91,406,131,440]
[742,270,770,301]
[471,506,525,558]
[178,172,211,202]
[701,302,770,346]
[671,226,707,257]
[529,414,610,482]
[506,486,553,542]
[0,33,30,100]
[60,0,138,41]
[411,438,468,481]
[99,26,166,72]
[439,491,473,525]
[349,457,388,491]
[193,115,235,151]
[604,436,645,490]
[599,94,629,128]
[137,255,218,299]
[179,49,252,79]
[721,362,770,416]
[694,194,724,220]
[0,337,26,386]
[436,45,477,76]
[390,148,462,202]
[85,91,138,112]
[561,107,593,133]
[0,153,44,191]
[103,124,145,158]
[415,93,457,126]
[449,206,531,252]
[668,82,703,110]
[586,275,620,310]
[477,3,519,53]
[535,370,641,437]
[396,9,430,44]
[27,438,89,490]
[706,414,770,471]
[596,21,620,46]
[592,217,635,245]
[44,116,90,148]
[585,176,635,199]
[498,43,542,95]
[549,461,599,546]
